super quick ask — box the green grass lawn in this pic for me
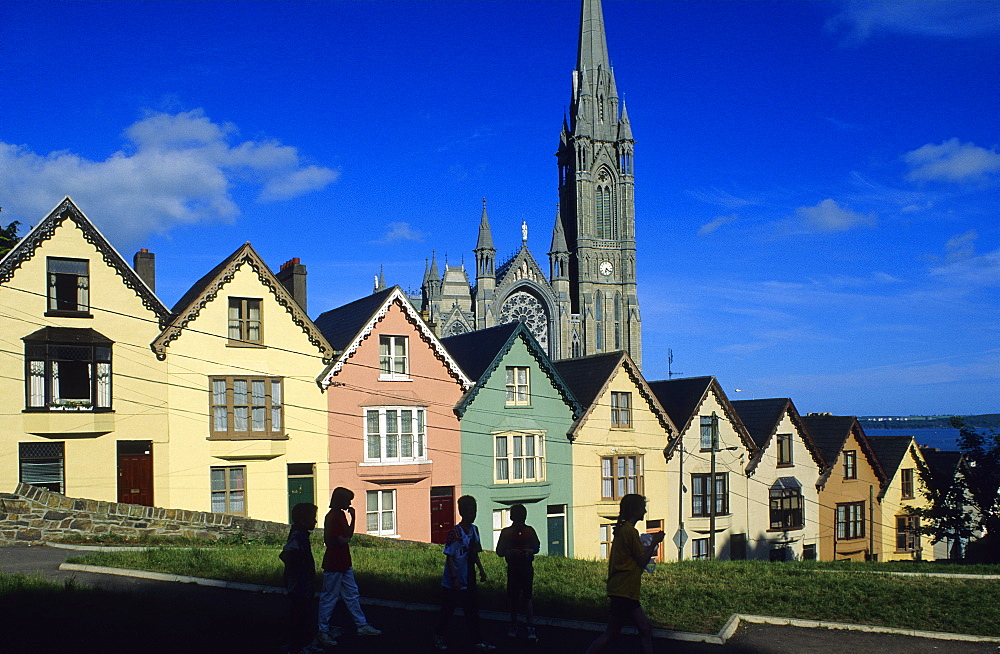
[68,534,1000,637]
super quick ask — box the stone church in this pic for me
[406,0,642,368]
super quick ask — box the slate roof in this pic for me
[802,414,887,484]
[731,398,790,448]
[646,376,714,433]
[867,434,915,478]
[440,322,520,382]
[441,322,580,418]
[920,448,964,492]
[552,352,627,408]
[732,397,828,474]
[313,287,395,352]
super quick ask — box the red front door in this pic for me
[430,486,454,544]
[117,441,153,506]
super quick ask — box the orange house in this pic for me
[315,286,471,543]
[804,414,887,561]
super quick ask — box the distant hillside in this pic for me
[860,414,1000,430]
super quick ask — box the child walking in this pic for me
[279,502,318,654]
[585,494,664,654]
[495,504,540,643]
[317,487,382,646]
[433,495,494,651]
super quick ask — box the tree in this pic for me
[0,220,20,258]
[911,417,1000,562]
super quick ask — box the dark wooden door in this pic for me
[117,442,153,506]
[430,486,454,545]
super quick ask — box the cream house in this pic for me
[0,198,170,504]
[649,377,757,561]
[734,398,824,561]
[151,243,333,523]
[554,352,677,561]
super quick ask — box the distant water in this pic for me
[866,428,959,451]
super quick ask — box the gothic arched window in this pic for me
[447,321,468,336]
[571,330,582,358]
[594,291,604,351]
[614,293,622,350]
[595,169,615,239]
[498,290,549,353]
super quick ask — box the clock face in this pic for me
[600,261,613,276]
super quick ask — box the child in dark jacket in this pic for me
[280,502,318,653]
[495,504,540,642]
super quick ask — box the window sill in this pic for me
[776,463,795,468]
[22,410,115,436]
[377,375,412,382]
[504,403,532,408]
[226,341,266,349]
[610,426,633,431]
[24,406,113,413]
[44,310,92,319]
[357,460,432,483]
[359,459,432,467]
[767,526,804,533]
[208,434,288,441]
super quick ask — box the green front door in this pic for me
[547,514,566,556]
[287,473,315,522]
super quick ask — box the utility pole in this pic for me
[709,412,719,560]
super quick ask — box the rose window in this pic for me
[498,291,549,352]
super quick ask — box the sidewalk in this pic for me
[2,544,998,654]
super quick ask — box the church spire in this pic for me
[577,0,611,76]
[475,198,494,251]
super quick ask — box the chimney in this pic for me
[277,257,307,313]
[133,249,156,292]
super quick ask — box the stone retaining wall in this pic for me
[0,483,290,545]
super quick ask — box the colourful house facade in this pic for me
[869,434,934,561]
[650,377,757,561]
[734,398,824,561]
[0,198,170,504]
[554,352,677,561]
[315,287,471,543]
[443,322,581,554]
[804,414,887,561]
[150,243,334,524]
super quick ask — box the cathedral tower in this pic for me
[557,0,641,366]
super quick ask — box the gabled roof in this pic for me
[0,197,169,321]
[443,322,581,419]
[151,242,332,361]
[554,352,678,441]
[867,434,917,479]
[647,376,756,458]
[315,286,471,390]
[920,448,965,493]
[802,414,888,485]
[494,245,552,295]
[732,398,826,474]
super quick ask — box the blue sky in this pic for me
[1,1,998,416]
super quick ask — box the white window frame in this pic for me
[366,489,396,536]
[379,335,409,380]
[364,407,426,463]
[600,523,614,560]
[505,366,530,406]
[492,507,511,549]
[493,431,545,484]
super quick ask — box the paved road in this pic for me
[1,545,996,654]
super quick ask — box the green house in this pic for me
[442,322,582,556]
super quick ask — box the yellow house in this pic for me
[554,352,677,561]
[649,377,757,561]
[0,198,170,503]
[151,243,334,523]
[803,414,888,561]
[869,434,934,561]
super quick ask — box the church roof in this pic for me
[577,0,611,76]
[550,207,569,255]
[475,202,495,252]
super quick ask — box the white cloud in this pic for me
[904,138,1000,183]
[793,198,876,233]
[0,109,338,246]
[944,229,978,262]
[826,0,1000,44]
[688,188,755,209]
[371,221,425,244]
[930,247,1000,288]
[698,213,738,236]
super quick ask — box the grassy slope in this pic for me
[65,535,1000,637]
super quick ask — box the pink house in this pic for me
[315,286,471,543]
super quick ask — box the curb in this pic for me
[55,562,1000,645]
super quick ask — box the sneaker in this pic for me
[356,624,382,636]
[507,625,518,639]
[527,627,538,644]
[316,631,339,647]
[433,635,448,650]
[473,643,496,651]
